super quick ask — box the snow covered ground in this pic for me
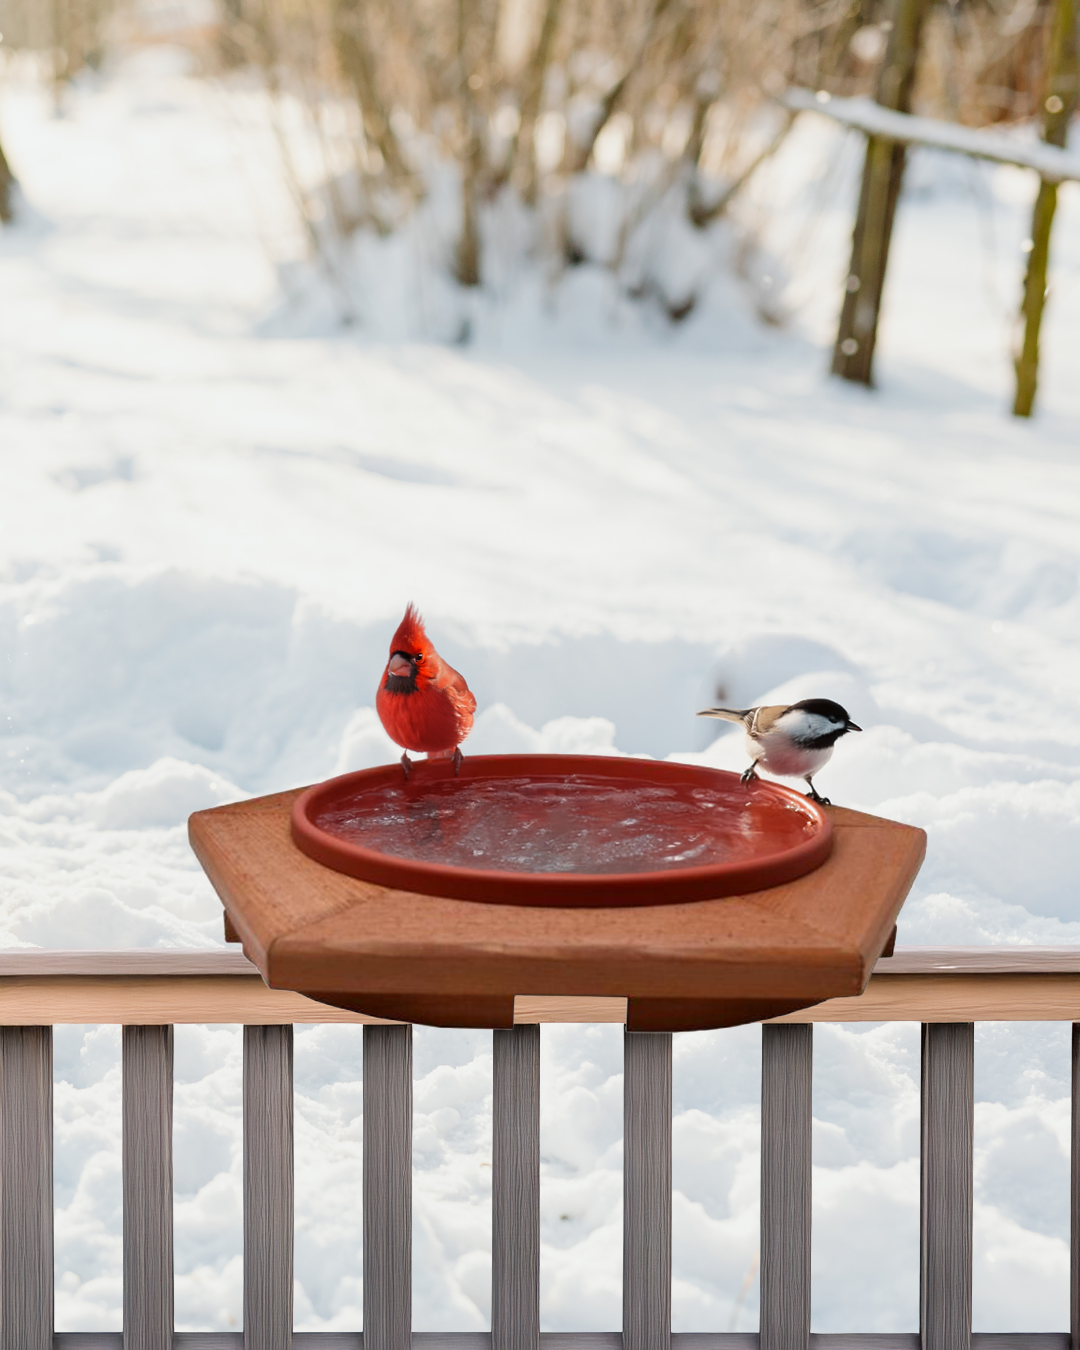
[2,48,1079,1336]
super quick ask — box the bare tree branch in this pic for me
[332,0,412,183]
[564,0,676,174]
[506,0,565,202]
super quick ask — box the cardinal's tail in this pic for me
[696,707,752,725]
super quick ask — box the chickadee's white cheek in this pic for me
[776,710,841,741]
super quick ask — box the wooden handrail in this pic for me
[8,945,1080,977]
[2,949,1080,1025]
[0,950,260,976]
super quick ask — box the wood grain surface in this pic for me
[0,1026,53,1350]
[0,975,382,1025]
[0,951,260,976]
[492,1026,540,1350]
[244,1026,293,1350]
[772,973,1080,1023]
[623,1031,672,1350]
[920,1024,973,1350]
[3,945,1080,979]
[8,970,1080,1025]
[188,791,926,1029]
[876,948,1080,974]
[364,1026,413,1350]
[760,1025,812,1350]
[122,1025,173,1350]
[4,945,1080,980]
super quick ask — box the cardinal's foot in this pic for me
[452,746,463,776]
[740,765,760,785]
[400,751,413,780]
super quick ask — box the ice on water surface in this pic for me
[314,775,816,874]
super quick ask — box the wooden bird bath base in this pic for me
[189,760,925,1032]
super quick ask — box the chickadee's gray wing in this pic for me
[696,707,754,726]
[748,705,789,735]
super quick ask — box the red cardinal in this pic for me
[376,604,476,777]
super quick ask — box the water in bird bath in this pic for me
[312,774,817,875]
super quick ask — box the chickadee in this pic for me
[696,697,861,805]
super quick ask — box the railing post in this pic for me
[364,1024,412,1350]
[244,1024,294,1350]
[1071,1023,1079,1350]
[123,1024,174,1350]
[492,1024,540,1350]
[0,1026,53,1350]
[623,1029,672,1350]
[920,1022,973,1350]
[760,1023,812,1350]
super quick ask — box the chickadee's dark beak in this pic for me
[846,721,862,733]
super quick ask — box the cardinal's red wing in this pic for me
[436,662,476,735]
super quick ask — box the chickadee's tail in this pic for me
[696,707,751,724]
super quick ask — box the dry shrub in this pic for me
[916,0,1060,125]
[0,0,1065,313]
[209,0,1063,294]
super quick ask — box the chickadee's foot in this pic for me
[400,751,413,780]
[804,779,831,806]
[451,746,463,776]
[740,764,760,785]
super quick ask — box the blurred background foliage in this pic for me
[0,0,1067,302]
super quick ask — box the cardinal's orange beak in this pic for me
[388,654,414,678]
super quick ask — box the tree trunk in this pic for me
[1013,0,1078,417]
[832,0,930,385]
[52,0,69,112]
[0,135,15,224]
[453,0,484,286]
[217,0,247,68]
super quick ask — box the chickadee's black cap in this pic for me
[788,697,860,729]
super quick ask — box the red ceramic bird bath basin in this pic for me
[291,755,832,907]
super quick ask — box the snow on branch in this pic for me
[783,87,1080,183]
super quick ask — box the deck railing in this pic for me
[2,947,1079,1350]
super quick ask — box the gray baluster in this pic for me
[123,1025,173,1350]
[493,1024,540,1350]
[920,1022,973,1350]
[0,1025,53,1350]
[760,1023,812,1350]
[244,1025,294,1350]
[364,1025,412,1350]
[1073,1023,1080,1350]
[623,1029,672,1350]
